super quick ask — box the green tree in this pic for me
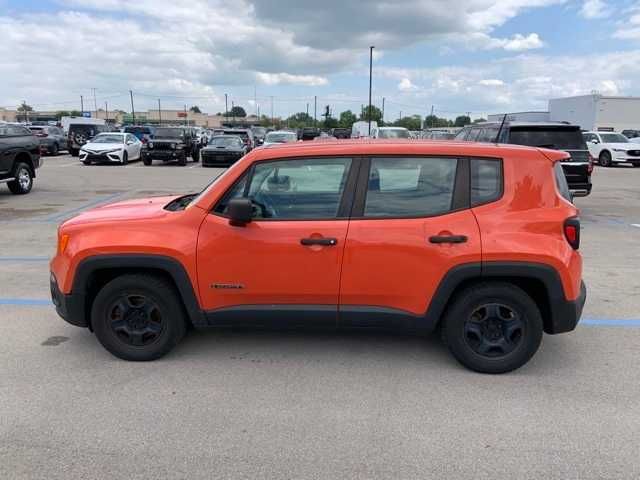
[17,102,33,112]
[189,105,202,114]
[472,117,487,124]
[454,115,471,127]
[323,116,338,129]
[424,115,453,128]
[338,110,358,128]
[359,105,383,124]
[224,106,246,117]
[55,111,71,119]
[393,115,422,131]
[70,110,82,117]
[285,112,314,129]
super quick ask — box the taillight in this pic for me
[564,217,580,250]
[588,154,595,174]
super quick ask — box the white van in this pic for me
[351,121,377,138]
[372,127,411,139]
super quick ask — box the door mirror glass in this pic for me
[591,139,599,144]
[227,198,253,226]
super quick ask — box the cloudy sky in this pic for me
[2,0,640,120]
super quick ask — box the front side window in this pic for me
[599,133,628,143]
[215,157,352,220]
[364,157,458,218]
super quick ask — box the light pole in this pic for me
[368,46,374,136]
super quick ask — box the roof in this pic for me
[255,138,565,160]
[470,121,579,128]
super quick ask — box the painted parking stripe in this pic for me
[0,256,50,262]
[581,318,640,327]
[0,299,52,306]
[43,192,125,222]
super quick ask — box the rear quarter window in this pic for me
[554,162,572,202]
[471,158,502,206]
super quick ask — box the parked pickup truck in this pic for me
[0,123,41,194]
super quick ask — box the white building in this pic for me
[548,94,640,132]
[487,111,550,123]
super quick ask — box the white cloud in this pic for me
[255,73,328,86]
[398,78,418,91]
[479,79,505,86]
[614,13,640,40]
[580,0,611,19]
[488,33,545,51]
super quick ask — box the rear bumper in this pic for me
[547,281,586,334]
[50,273,87,328]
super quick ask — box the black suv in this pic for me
[68,123,110,157]
[455,121,592,196]
[142,127,200,166]
[0,124,41,194]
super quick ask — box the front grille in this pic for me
[86,154,107,161]
[626,150,640,157]
[202,152,240,163]
[152,142,174,150]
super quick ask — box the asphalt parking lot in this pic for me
[1,154,639,479]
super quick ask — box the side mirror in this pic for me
[227,198,253,226]
[590,139,599,144]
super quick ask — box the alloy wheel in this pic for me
[463,303,524,358]
[107,294,164,347]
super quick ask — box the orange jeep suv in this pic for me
[50,140,586,373]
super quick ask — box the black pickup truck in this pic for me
[0,124,41,194]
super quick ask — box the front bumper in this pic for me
[143,149,185,161]
[50,273,88,328]
[613,154,640,164]
[546,281,586,334]
[201,151,242,166]
[80,150,123,163]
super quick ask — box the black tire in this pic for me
[143,156,152,166]
[192,148,200,162]
[91,274,186,361]
[122,151,128,165]
[7,162,34,194]
[50,143,59,156]
[599,151,612,167]
[82,159,91,165]
[178,152,187,166]
[70,148,79,157]
[441,282,543,374]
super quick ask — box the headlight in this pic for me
[148,142,153,149]
[171,143,176,149]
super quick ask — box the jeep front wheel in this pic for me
[441,282,543,374]
[91,274,186,361]
[7,162,33,194]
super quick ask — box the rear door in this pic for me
[338,156,481,328]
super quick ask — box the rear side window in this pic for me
[471,159,502,206]
[554,163,572,202]
[508,128,586,150]
[364,157,458,217]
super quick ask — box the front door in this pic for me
[339,156,482,328]
[197,156,356,326]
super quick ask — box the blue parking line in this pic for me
[0,299,52,306]
[0,256,50,262]
[582,318,640,327]
[43,192,125,222]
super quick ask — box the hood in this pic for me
[202,145,243,151]
[608,143,636,150]
[82,142,123,152]
[152,137,184,143]
[62,195,180,227]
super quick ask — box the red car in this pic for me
[50,140,585,373]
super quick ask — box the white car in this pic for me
[372,127,411,139]
[262,130,298,146]
[79,132,142,165]
[583,131,640,168]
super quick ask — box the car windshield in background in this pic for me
[154,128,183,138]
[211,137,241,147]
[125,127,153,134]
[91,134,123,143]
[266,132,297,143]
[509,128,585,149]
[600,133,629,143]
[379,129,410,139]
[252,127,267,136]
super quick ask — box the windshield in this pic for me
[378,128,410,139]
[508,127,586,149]
[125,126,152,134]
[211,136,241,147]
[155,128,184,138]
[600,133,628,143]
[252,127,267,136]
[265,132,297,143]
[90,134,123,143]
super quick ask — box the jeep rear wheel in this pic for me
[7,162,33,194]
[441,282,543,374]
[91,274,186,361]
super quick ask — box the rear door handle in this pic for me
[429,235,468,244]
[301,237,338,246]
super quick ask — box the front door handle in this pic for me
[301,237,338,246]
[429,235,468,244]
